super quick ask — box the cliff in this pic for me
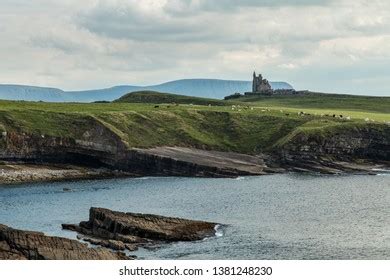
[0,100,388,180]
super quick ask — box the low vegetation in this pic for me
[0,90,389,154]
[236,91,390,114]
[114,90,225,106]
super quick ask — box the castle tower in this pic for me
[252,71,272,93]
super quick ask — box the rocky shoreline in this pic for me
[0,149,388,185]
[0,208,219,260]
[0,162,134,185]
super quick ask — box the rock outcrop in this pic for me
[279,124,390,161]
[276,124,390,173]
[129,147,276,177]
[62,207,217,252]
[0,224,130,260]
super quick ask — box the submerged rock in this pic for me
[62,207,218,251]
[0,224,130,260]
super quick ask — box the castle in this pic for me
[224,71,296,100]
[252,72,272,93]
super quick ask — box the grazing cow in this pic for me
[333,114,336,117]
[285,113,290,116]
[339,115,343,118]
[154,105,159,108]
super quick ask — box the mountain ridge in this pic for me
[0,79,293,102]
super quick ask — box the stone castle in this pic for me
[224,71,296,100]
[252,72,272,93]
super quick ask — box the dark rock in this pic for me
[62,207,218,252]
[107,240,126,251]
[131,147,272,177]
[276,124,390,173]
[0,224,131,260]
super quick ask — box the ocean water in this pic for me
[0,174,389,259]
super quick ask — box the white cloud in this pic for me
[278,63,298,69]
[0,0,389,95]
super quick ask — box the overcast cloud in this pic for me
[0,0,390,95]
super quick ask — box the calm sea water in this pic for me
[0,174,389,259]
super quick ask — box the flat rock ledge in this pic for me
[0,224,130,260]
[62,207,218,252]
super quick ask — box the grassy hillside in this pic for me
[237,91,390,113]
[226,92,390,123]
[0,93,388,154]
[114,90,226,106]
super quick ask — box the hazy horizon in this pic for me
[0,78,387,97]
[1,0,390,96]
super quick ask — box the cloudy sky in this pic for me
[1,0,390,95]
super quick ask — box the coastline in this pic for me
[0,158,388,185]
[0,162,135,185]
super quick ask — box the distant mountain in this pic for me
[0,79,294,102]
[0,84,66,102]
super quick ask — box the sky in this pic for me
[1,0,390,95]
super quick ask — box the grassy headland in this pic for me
[0,91,389,154]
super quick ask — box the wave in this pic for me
[214,224,224,237]
[371,168,390,176]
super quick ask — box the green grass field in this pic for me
[228,91,390,122]
[0,91,389,154]
[114,90,226,106]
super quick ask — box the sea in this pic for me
[1,173,389,259]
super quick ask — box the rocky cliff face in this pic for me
[0,224,130,260]
[0,117,128,167]
[0,119,274,177]
[0,117,388,178]
[279,125,390,161]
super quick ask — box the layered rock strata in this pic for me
[0,224,130,260]
[62,207,217,252]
